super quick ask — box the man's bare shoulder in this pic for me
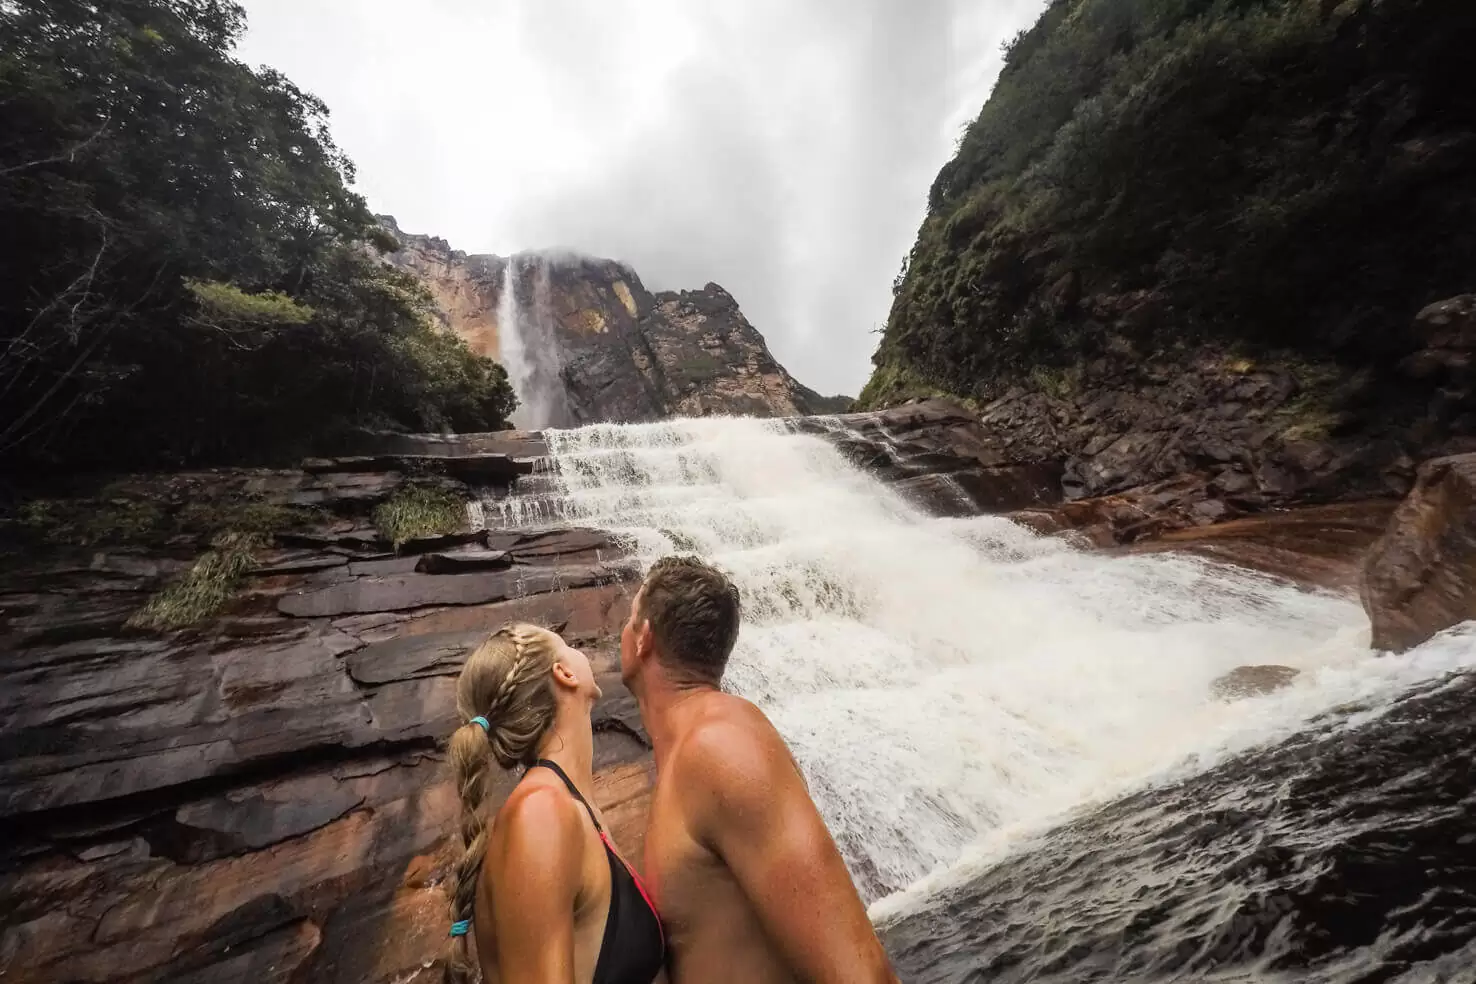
[668,693,800,816]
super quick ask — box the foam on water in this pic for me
[507,416,1476,917]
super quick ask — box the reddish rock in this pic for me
[1126,501,1396,593]
[1361,453,1476,651]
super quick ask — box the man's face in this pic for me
[620,584,646,686]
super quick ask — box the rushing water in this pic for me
[498,254,571,430]
[487,416,1476,981]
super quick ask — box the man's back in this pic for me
[644,690,897,984]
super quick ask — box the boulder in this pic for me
[1210,665,1301,701]
[1413,294,1476,350]
[1361,453,1476,652]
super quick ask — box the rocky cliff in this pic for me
[379,217,850,427]
[860,0,1476,540]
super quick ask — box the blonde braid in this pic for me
[442,623,563,983]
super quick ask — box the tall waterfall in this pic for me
[490,416,1476,917]
[497,254,569,430]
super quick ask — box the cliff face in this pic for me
[858,0,1476,536]
[379,217,849,427]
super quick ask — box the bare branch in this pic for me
[65,226,109,341]
[0,111,112,177]
[0,318,115,453]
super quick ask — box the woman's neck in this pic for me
[534,704,595,795]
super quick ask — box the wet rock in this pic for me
[276,529,393,554]
[344,555,425,577]
[276,563,627,618]
[302,453,533,486]
[249,553,349,576]
[344,630,485,685]
[332,425,549,460]
[1361,453,1476,652]
[1126,500,1398,593]
[488,527,625,565]
[160,756,437,863]
[1210,665,1301,700]
[393,529,485,556]
[414,548,512,574]
[792,399,1064,515]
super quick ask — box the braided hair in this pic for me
[443,623,561,983]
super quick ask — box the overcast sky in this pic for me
[236,0,1048,396]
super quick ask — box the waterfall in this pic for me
[497,254,569,430]
[492,416,1476,917]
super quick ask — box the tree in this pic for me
[0,0,515,467]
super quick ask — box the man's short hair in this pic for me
[638,555,741,683]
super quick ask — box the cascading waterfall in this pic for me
[487,415,1476,927]
[497,254,569,430]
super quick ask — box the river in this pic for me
[488,415,1476,982]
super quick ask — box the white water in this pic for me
[498,416,1476,917]
[497,255,566,430]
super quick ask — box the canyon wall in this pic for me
[379,217,850,427]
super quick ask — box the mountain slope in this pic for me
[864,0,1476,407]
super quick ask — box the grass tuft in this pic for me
[126,532,261,632]
[373,484,467,549]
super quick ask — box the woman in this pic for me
[443,622,666,984]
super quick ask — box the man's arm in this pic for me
[484,786,584,983]
[687,706,899,984]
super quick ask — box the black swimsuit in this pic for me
[531,759,666,984]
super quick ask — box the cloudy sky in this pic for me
[236,0,1048,396]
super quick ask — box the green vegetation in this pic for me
[0,0,516,469]
[867,0,1476,405]
[373,484,466,548]
[127,531,260,631]
[671,352,727,389]
[13,484,323,548]
[792,384,856,416]
[17,492,168,547]
[856,361,979,411]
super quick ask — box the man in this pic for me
[621,555,899,984]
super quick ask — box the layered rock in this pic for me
[0,402,1416,984]
[1361,453,1476,652]
[378,216,850,427]
[861,289,1476,549]
[0,455,643,984]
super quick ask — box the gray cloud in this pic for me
[238,0,1048,396]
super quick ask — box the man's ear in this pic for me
[636,619,656,663]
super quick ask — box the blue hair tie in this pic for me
[469,716,490,732]
[449,919,471,937]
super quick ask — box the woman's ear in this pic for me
[550,660,580,691]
